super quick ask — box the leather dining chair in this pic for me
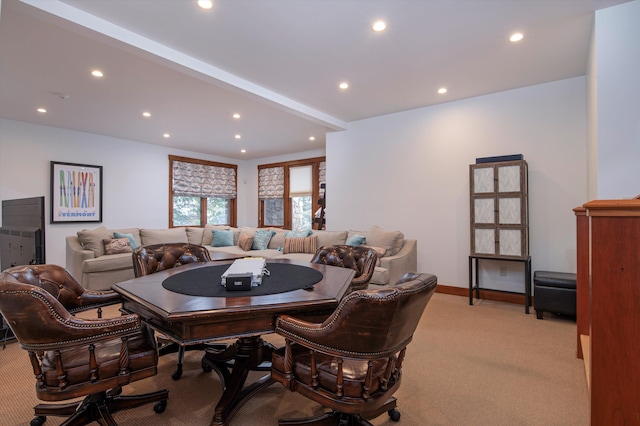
[0,264,121,318]
[271,272,438,426]
[310,245,378,291]
[0,275,169,426]
[132,243,213,380]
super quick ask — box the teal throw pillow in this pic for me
[346,234,366,247]
[285,229,312,238]
[252,229,276,250]
[113,232,138,249]
[212,229,234,247]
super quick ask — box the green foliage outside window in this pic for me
[173,196,230,226]
[173,196,200,226]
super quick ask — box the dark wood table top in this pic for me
[113,258,355,344]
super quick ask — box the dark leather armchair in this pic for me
[271,272,438,425]
[132,242,213,380]
[310,245,378,291]
[0,264,121,318]
[0,276,168,426]
[132,242,212,277]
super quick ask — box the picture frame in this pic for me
[50,161,102,223]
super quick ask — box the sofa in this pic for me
[66,224,417,291]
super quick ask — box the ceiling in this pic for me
[0,0,629,160]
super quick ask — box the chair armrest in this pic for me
[73,290,122,313]
[379,239,417,285]
[351,251,377,286]
[275,288,397,358]
[20,312,143,351]
[276,314,341,356]
[66,236,95,283]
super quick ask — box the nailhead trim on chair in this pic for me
[275,284,426,357]
[0,289,140,349]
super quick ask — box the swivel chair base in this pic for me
[31,389,168,426]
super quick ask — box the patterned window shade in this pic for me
[319,161,326,196]
[173,161,237,199]
[259,167,285,199]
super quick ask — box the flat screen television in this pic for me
[0,196,46,271]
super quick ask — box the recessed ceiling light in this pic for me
[510,32,524,43]
[240,149,246,153]
[142,112,151,118]
[232,113,240,119]
[235,134,241,139]
[372,20,386,32]
[36,107,47,113]
[438,87,448,94]
[339,82,349,90]
[309,136,316,141]
[163,133,170,138]
[197,0,213,10]
[91,70,104,78]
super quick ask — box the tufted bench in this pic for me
[533,271,576,320]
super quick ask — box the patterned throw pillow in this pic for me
[252,229,276,250]
[212,229,234,247]
[283,235,318,254]
[237,234,254,251]
[113,231,138,249]
[102,238,133,255]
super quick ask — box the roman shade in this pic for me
[173,160,236,199]
[258,166,285,199]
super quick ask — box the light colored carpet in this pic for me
[0,293,589,425]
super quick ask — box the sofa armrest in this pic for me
[66,236,95,283]
[379,239,417,286]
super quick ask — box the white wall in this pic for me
[0,118,246,266]
[586,15,599,202]
[594,0,640,199]
[327,77,587,289]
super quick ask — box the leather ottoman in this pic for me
[533,271,576,320]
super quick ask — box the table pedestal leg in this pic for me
[203,336,276,426]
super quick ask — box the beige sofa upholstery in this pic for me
[66,225,417,291]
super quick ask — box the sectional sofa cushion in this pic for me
[313,230,348,248]
[366,225,404,257]
[140,228,188,245]
[77,226,112,257]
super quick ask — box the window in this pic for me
[290,165,313,231]
[169,155,237,227]
[258,157,325,230]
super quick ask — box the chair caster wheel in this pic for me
[154,399,168,413]
[201,359,213,372]
[30,416,46,426]
[388,408,401,421]
[171,367,182,381]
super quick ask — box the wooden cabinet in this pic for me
[577,199,640,425]
[470,160,529,259]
